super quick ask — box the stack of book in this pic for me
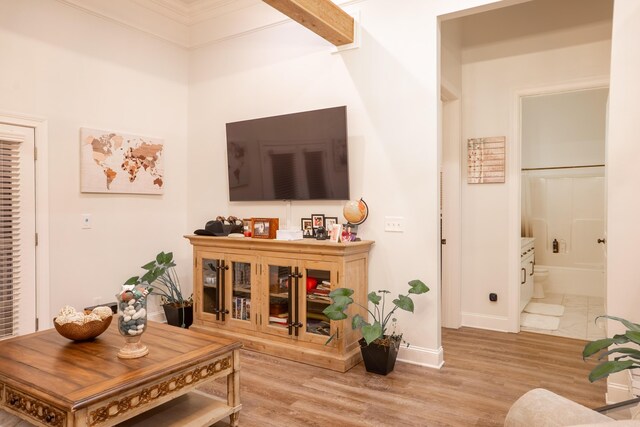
[307,280,332,303]
[232,297,251,321]
[269,313,288,326]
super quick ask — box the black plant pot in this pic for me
[359,335,401,375]
[162,303,193,329]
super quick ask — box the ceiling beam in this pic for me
[262,0,354,46]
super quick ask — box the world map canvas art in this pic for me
[80,128,164,194]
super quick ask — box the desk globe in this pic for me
[343,198,368,225]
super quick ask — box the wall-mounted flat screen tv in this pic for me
[226,106,349,201]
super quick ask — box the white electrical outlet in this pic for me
[384,216,404,232]
[81,214,92,229]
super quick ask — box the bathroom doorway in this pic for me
[438,0,613,337]
[519,87,608,340]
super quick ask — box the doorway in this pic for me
[0,123,36,337]
[0,114,49,336]
[438,0,613,335]
[519,87,608,340]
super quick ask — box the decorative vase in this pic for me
[116,286,149,359]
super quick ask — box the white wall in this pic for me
[606,0,640,401]
[522,89,608,169]
[0,0,189,324]
[458,13,611,330]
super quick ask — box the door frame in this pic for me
[0,111,49,331]
[509,77,610,332]
[440,84,462,329]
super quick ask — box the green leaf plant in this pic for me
[125,251,192,308]
[322,279,429,346]
[583,315,640,382]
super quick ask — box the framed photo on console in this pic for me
[301,218,314,238]
[324,216,338,230]
[311,214,325,229]
[251,218,279,239]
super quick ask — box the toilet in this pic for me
[533,266,548,299]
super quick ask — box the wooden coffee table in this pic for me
[0,320,242,426]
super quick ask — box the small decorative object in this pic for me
[315,226,328,240]
[80,127,164,194]
[467,136,505,184]
[323,279,429,375]
[301,218,314,238]
[343,198,368,225]
[53,305,113,341]
[116,284,150,359]
[251,218,279,239]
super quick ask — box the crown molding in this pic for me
[55,0,368,49]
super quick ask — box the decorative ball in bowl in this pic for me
[53,305,113,342]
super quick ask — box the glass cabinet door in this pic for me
[228,258,256,331]
[201,258,223,321]
[301,264,336,346]
[262,260,293,338]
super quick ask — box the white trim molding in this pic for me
[54,0,370,49]
[461,312,511,332]
[0,112,50,331]
[397,345,444,369]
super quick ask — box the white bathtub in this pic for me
[537,264,604,298]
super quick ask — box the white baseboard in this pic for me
[397,345,444,369]
[606,382,633,404]
[461,312,511,332]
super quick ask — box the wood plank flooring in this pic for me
[199,327,606,426]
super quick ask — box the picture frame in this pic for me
[342,223,358,242]
[250,218,279,239]
[329,224,343,243]
[301,218,314,238]
[324,216,338,230]
[311,214,325,230]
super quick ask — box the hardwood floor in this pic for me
[200,327,606,426]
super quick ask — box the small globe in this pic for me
[343,198,369,225]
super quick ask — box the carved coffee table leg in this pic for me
[227,349,241,427]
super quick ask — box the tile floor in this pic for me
[520,293,606,341]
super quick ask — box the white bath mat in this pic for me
[520,313,560,330]
[524,302,565,317]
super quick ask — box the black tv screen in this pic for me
[226,106,349,201]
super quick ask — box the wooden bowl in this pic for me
[53,315,112,341]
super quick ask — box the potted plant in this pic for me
[583,316,640,385]
[125,251,193,328]
[323,279,429,375]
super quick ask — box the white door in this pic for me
[0,123,36,337]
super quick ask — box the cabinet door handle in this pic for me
[529,260,534,276]
[521,267,526,284]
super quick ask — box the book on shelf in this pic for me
[232,296,251,321]
[269,316,288,325]
[307,294,332,303]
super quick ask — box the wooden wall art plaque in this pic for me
[467,136,506,184]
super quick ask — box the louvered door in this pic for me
[0,124,36,338]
